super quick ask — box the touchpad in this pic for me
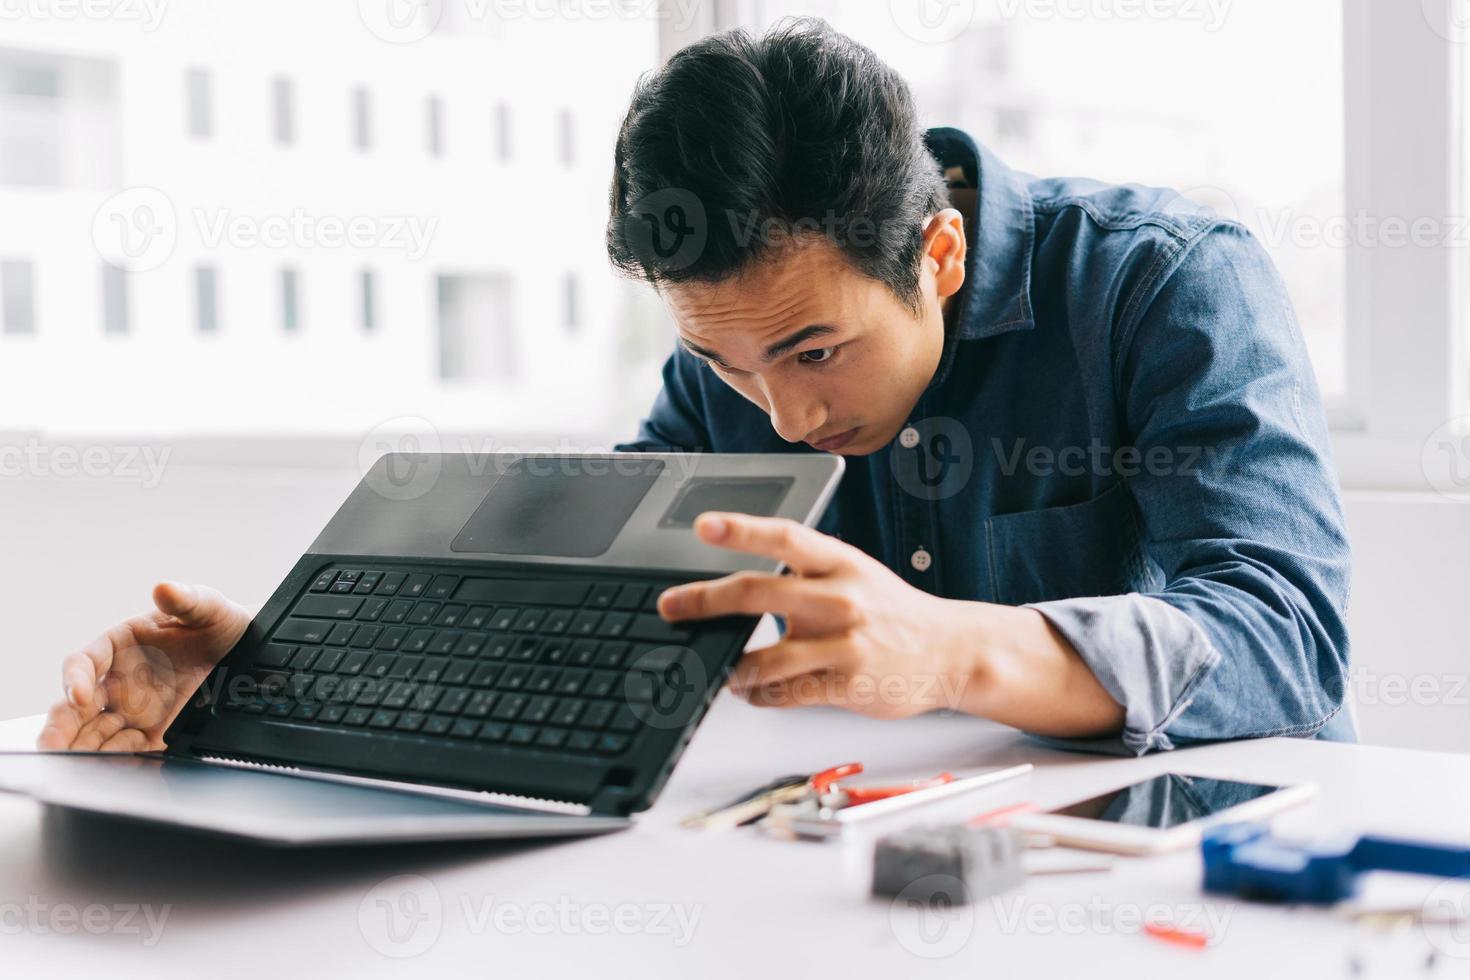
[451,457,664,557]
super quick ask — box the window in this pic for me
[558,108,574,166]
[101,265,128,335]
[1,259,35,334]
[0,8,666,437]
[280,268,299,332]
[360,268,377,332]
[564,272,579,331]
[437,273,517,381]
[272,76,294,145]
[352,86,371,151]
[195,266,218,333]
[0,50,120,188]
[185,67,211,138]
[426,95,443,157]
[495,101,512,162]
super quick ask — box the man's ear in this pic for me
[921,208,967,300]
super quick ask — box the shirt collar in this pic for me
[922,127,1037,342]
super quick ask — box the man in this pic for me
[39,21,1351,757]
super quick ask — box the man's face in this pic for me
[661,211,967,456]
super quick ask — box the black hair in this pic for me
[605,18,948,315]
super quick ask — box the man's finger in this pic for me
[728,637,850,691]
[152,581,239,629]
[35,701,85,750]
[98,728,154,753]
[69,712,128,752]
[692,513,849,575]
[659,571,859,625]
[61,644,114,715]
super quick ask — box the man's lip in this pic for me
[808,428,858,453]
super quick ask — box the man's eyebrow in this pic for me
[678,324,837,367]
[763,324,837,362]
[678,337,729,366]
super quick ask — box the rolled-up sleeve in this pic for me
[1026,223,1352,755]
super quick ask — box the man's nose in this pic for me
[764,384,825,443]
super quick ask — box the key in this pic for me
[308,571,338,592]
[455,579,589,606]
[276,619,332,644]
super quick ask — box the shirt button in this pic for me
[910,548,932,572]
[898,426,920,449]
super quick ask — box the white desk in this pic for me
[2,701,1467,979]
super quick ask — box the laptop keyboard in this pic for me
[218,565,705,759]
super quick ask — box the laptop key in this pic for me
[463,691,498,718]
[450,718,480,738]
[536,728,568,749]
[407,601,441,626]
[598,612,632,638]
[489,608,519,631]
[442,661,472,686]
[543,609,573,634]
[288,647,320,671]
[309,570,338,593]
[436,688,470,714]
[375,626,408,651]
[580,701,614,729]
[433,604,467,628]
[626,614,692,644]
[338,650,370,675]
[353,625,383,648]
[415,657,449,682]
[364,653,396,678]
[455,578,589,607]
[612,585,647,611]
[276,619,332,644]
[508,725,538,745]
[257,643,295,668]
[469,663,501,688]
[381,600,413,624]
[568,731,597,752]
[499,665,531,690]
[325,623,358,646]
[295,595,362,619]
[523,696,555,724]
[376,572,406,596]
[492,694,527,721]
[568,611,602,636]
[329,580,356,594]
[387,656,421,680]
[463,606,493,630]
[427,575,460,600]
[313,648,344,672]
[422,715,452,736]
[597,734,630,755]
[587,583,619,609]
[402,574,432,599]
[403,629,434,654]
[477,721,509,742]
[569,641,599,666]
[395,712,427,732]
[528,668,558,693]
[369,710,399,729]
[344,707,372,726]
[551,698,584,727]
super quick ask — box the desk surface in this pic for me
[2,700,1467,979]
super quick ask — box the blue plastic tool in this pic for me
[1202,822,1470,904]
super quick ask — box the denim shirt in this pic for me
[616,126,1354,755]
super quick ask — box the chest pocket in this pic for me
[985,481,1147,606]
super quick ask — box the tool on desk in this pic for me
[872,826,1025,904]
[1202,822,1470,905]
[681,762,861,831]
[766,764,1034,839]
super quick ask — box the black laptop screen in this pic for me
[450,457,664,558]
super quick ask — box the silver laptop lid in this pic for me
[310,452,844,574]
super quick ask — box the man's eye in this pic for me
[798,347,835,364]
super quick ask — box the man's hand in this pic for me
[658,512,1125,736]
[657,512,973,719]
[36,582,250,752]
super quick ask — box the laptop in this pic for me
[0,451,844,845]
